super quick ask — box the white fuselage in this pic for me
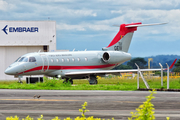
[5,50,131,79]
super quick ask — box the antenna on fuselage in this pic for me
[73,48,75,51]
[38,50,41,53]
[85,49,87,51]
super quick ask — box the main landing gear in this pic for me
[63,78,73,84]
[63,76,98,85]
[89,75,98,85]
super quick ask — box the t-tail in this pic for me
[102,22,167,52]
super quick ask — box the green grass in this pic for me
[0,77,180,90]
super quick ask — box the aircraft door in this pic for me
[40,54,49,72]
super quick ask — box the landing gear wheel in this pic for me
[63,79,67,83]
[89,75,98,85]
[69,79,73,84]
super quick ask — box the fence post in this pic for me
[166,63,169,89]
[135,63,149,89]
[137,71,139,89]
[159,63,163,87]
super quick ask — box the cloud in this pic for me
[56,7,180,40]
[57,23,112,31]
[0,0,16,11]
[1,0,180,57]
[57,23,86,31]
[98,0,180,9]
[63,9,97,17]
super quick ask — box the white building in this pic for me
[0,21,56,80]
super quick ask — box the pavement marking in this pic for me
[0,99,81,101]
[115,101,143,103]
[115,101,180,104]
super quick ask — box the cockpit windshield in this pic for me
[29,57,36,62]
[18,57,28,62]
[15,56,36,62]
[15,57,21,62]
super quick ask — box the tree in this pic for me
[173,59,180,72]
[154,71,167,76]
[127,57,147,69]
[113,64,132,70]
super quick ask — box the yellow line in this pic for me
[115,101,180,104]
[0,99,81,101]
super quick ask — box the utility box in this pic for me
[26,77,43,84]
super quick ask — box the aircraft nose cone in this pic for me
[4,68,11,75]
[4,67,15,75]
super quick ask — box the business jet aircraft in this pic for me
[5,22,173,84]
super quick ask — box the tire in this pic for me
[89,76,98,85]
[63,78,73,85]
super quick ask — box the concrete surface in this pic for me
[0,90,179,120]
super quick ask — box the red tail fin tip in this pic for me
[107,22,142,48]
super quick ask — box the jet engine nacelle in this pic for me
[101,51,131,64]
[102,52,110,62]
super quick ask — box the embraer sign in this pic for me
[2,25,38,35]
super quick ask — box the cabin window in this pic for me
[62,58,65,62]
[56,58,59,62]
[72,58,75,62]
[51,59,54,62]
[19,57,28,62]
[85,57,88,61]
[29,57,36,62]
[67,58,70,62]
[77,58,80,61]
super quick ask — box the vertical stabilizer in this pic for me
[102,22,167,52]
[102,22,141,52]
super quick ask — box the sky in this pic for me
[0,0,180,57]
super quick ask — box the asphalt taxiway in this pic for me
[0,90,180,120]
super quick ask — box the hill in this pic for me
[144,55,180,68]
[123,55,180,69]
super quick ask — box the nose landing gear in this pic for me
[89,75,98,85]
[18,76,23,83]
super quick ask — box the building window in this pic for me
[43,45,48,52]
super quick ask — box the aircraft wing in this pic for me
[65,68,161,76]
[65,59,177,76]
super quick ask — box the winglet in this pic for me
[164,59,177,70]
[169,58,177,69]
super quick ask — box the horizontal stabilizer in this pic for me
[125,22,167,28]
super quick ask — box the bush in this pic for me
[128,89,170,120]
[6,102,114,120]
